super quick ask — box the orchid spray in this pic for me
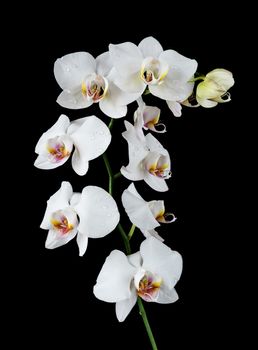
[35,36,234,349]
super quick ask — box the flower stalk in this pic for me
[102,120,158,350]
[138,298,158,350]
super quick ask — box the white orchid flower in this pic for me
[54,51,138,118]
[121,121,171,192]
[94,236,182,322]
[122,183,176,241]
[195,69,234,108]
[34,114,111,175]
[134,97,165,133]
[40,182,120,256]
[109,36,197,110]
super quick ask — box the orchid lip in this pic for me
[51,210,76,235]
[140,57,168,86]
[82,74,108,103]
[47,138,70,163]
[136,272,162,302]
[149,164,171,179]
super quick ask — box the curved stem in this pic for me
[188,76,205,83]
[128,224,136,240]
[113,171,122,180]
[137,298,158,350]
[108,118,115,130]
[102,153,113,195]
[117,223,131,255]
[102,125,158,350]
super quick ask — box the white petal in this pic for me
[206,68,234,91]
[69,116,111,161]
[71,149,89,176]
[111,69,146,94]
[54,52,96,90]
[134,268,146,290]
[167,101,182,117]
[66,117,87,134]
[156,286,179,304]
[124,182,143,200]
[121,121,148,180]
[144,172,169,192]
[121,166,145,181]
[123,121,146,148]
[40,182,73,229]
[70,193,81,207]
[99,95,127,118]
[96,52,113,77]
[93,250,136,302]
[138,37,163,58]
[34,134,73,170]
[148,200,165,218]
[149,77,192,102]
[76,232,89,256]
[109,42,142,77]
[57,90,93,109]
[145,133,168,155]
[106,79,140,106]
[143,151,161,170]
[35,115,70,154]
[142,229,164,242]
[136,96,145,109]
[75,186,120,238]
[34,154,69,170]
[121,183,159,230]
[140,237,183,289]
[197,80,221,99]
[45,228,77,249]
[115,292,137,322]
[142,106,161,124]
[159,49,198,81]
[196,95,218,108]
[128,252,142,268]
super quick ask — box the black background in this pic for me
[12,5,246,349]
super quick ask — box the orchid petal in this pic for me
[140,237,183,289]
[75,186,120,238]
[94,250,135,302]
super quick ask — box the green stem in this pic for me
[117,224,131,255]
[128,224,136,240]
[102,153,113,195]
[108,118,115,130]
[144,87,151,95]
[137,298,158,350]
[113,171,122,180]
[102,122,158,350]
[188,76,205,83]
